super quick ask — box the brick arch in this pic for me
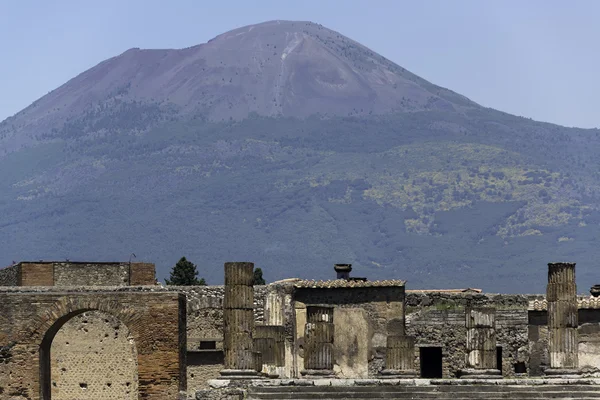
[35,297,144,399]
[0,291,184,399]
[28,296,143,345]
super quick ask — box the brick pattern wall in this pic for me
[20,263,54,286]
[130,263,156,285]
[51,311,138,399]
[0,265,19,286]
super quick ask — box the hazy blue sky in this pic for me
[0,1,598,128]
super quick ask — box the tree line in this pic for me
[165,256,265,285]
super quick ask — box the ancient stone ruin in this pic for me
[2,260,600,399]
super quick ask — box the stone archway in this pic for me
[48,310,138,399]
[0,291,185,399]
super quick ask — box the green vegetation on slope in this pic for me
[1,107,600,293]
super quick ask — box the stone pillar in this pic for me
[459,307,501,378]
[220,262,259,378]
[256,325,285,378]
[380,335,417,377]
[301,306,335,377]
[265,291,284,325]
[545,262,580,377]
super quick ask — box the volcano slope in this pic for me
[1,21,599,292]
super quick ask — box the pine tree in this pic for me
[165,257,206,285]
[253,267,266,285]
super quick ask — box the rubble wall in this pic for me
[405,292,533,378]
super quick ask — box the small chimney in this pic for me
[334,264,352,280]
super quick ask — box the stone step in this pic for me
[250,386,600,393]
[250,385,600,395]
[247,386,600,400]
[249,394,600,400]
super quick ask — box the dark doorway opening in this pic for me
[420,347,443,378]
[496,346,502,371]
[514,361,527,374]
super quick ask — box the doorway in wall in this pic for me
[496,346,502,371]
[420,347,443,378]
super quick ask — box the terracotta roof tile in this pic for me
[528,297,600,311]
[294,279,405,289]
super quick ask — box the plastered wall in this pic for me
[293,286,405,378]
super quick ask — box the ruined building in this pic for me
[1,260,600,399]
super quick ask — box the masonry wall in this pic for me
[293,286,405,378]
[173,285,268,393]
[0,288,184,399]
[51,311,138,399]
[0,265,19,286]
[405,292,534,378]
[528,308,600,375]
[10,262,156,287]
[21,262,54,286]
[54,263,130,286]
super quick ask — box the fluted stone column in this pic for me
[220,262,259,378]
[545,262,580,377]
[256,325,285,378]
[380,335,417,377]
[459,307,501,378]
[265,291,284,326]
[301,306,335,377]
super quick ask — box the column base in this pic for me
[301,369,335,378]
[544,368,582,378]
[379,369,418,378]
[218,369,262,379]
[459,368,502,379]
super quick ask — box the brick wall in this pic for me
[51,311,138,399]
[130,262,156,285]
[13,261,157,287]
[0,288,185,399]
[20,262,54,286]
